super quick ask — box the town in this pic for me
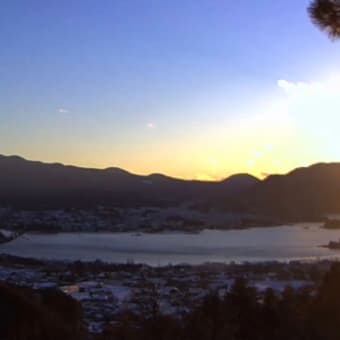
[0,254,334,335]
[0,206,278,233]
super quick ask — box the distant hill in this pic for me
[0,155,259,209]
[2,155,340,220]
[243,163,340,220]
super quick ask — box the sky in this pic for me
[1,0,340,180]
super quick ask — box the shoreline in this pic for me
[8,221,319,236]
[0,252,339,269]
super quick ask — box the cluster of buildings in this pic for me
[0,255,332,334]
[0,206,265,233]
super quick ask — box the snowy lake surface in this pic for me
[1,224,340,266]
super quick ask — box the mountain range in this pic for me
[0,155,258,209]
[245,163,340,219]
[1,154,340,220]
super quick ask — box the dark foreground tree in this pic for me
[0,283,86,340]
[308,0,340,39]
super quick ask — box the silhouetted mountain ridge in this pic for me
[2,155,340,219]
[0,155,259,209]
[244,162,340,219]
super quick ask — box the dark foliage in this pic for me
[0,283,85,340]
[99,263,340,340]
[309,0,340,39]
[1,263,340,339]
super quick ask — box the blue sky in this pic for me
[1,0,340,179]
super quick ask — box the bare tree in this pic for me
[308,0,340,39]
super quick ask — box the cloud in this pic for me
[57,108,70,113]
[146,122,155,129]
[275,76,340,133]
[276,77,340,122]
[277,77,340,97]
[277,79,324,96]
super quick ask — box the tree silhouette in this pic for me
[308,0,340,39]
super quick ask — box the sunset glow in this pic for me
[1,1,340,180]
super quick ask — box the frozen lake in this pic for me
[1,224,340,265]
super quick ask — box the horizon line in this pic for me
[1,153,338,183]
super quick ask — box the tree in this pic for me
[308,0,340,39]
